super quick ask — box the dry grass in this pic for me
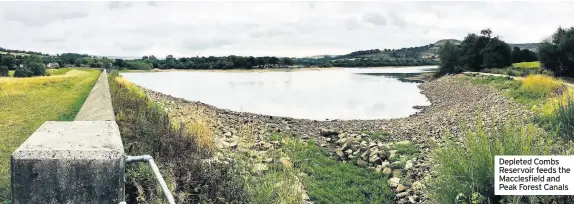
[0,69,100,200]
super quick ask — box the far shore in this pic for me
[119,65,438,73]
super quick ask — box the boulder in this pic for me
[320,129,339,137]
[396,184,406,192]
[404,160,413,170]
[388,177,400,187]
[412,181,425,191]
[335,149,345,158]
[369,154,380,163]
[382,168,392,174]
[392,169,403,178]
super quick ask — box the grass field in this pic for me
[512,61,541,69]
[6,68,75,77]
[0,69,101,200]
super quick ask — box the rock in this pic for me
[341,142,349,150]
[408,196,417,203]
[320,129,339,137]
[392,169,403,178]
[396,184,406,192]
[335,149,345,158]
[382,168,392,174]
[404,160,413,170]
[345,149,353,155]
[369,154,380,163]
[375,165,383,172]
[388,177,400,187]
[412,181,425,191]
[369,141,377,148]
[336,138,348,145]
[396,192,409,198]
[379,150,390,160]
[361,151,369,160]
[357,159,367,167]
[224,132,232,137]
[381,161,390,168]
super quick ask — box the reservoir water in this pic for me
[121,66,435,120]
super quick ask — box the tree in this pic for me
[27,62,46,76]
[511,47,522,63]
[480,37,512,69]
[13,67,32,77]
[539,27,574,77]
[438,41,462,75]
[0,65,8,76]
[1,54,16,69]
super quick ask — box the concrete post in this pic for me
[11,121,125,204]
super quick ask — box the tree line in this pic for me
[294,57,437,67]
[439,27,574,78]
[0,54,47,77]
[438,29,539,75]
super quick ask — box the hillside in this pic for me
[509,43,540,52]
[332,39,462,61]
[312,39,540,62]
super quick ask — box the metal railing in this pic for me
[125,155,175,204]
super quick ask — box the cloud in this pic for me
[0,2,573,57]
[4,10,88,27]
[108,1,134,10]
[388,12,406,28]
[363,12,387,26]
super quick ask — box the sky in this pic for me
[0,1,573,58]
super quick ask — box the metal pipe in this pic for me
[125,155,175,204]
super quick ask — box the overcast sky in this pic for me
[0,1,573,58]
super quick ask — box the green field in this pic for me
[512,61,541,69]
[7,68,75,77]
[0,69,100,200]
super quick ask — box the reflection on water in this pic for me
[357,73,425,83]
[121,66,436,120]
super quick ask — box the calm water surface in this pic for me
[121,66,436,120]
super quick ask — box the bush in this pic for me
[518,75,564,99]
[13,67,32,77]
[0,66,7,76]
[429,117,553,203]
[27,62,46,76]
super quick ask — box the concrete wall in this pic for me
[11,69,125,204]
[75,70,115,121]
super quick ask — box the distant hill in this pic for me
[314,39,540,62]
[509,43,540,52]
[329,39,459,61]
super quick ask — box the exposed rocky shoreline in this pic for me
[144,74,532,204]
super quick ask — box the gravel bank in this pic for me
[144,74,532,203]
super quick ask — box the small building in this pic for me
[47,63,60,68]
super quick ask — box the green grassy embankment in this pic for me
[0,69,101,200]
